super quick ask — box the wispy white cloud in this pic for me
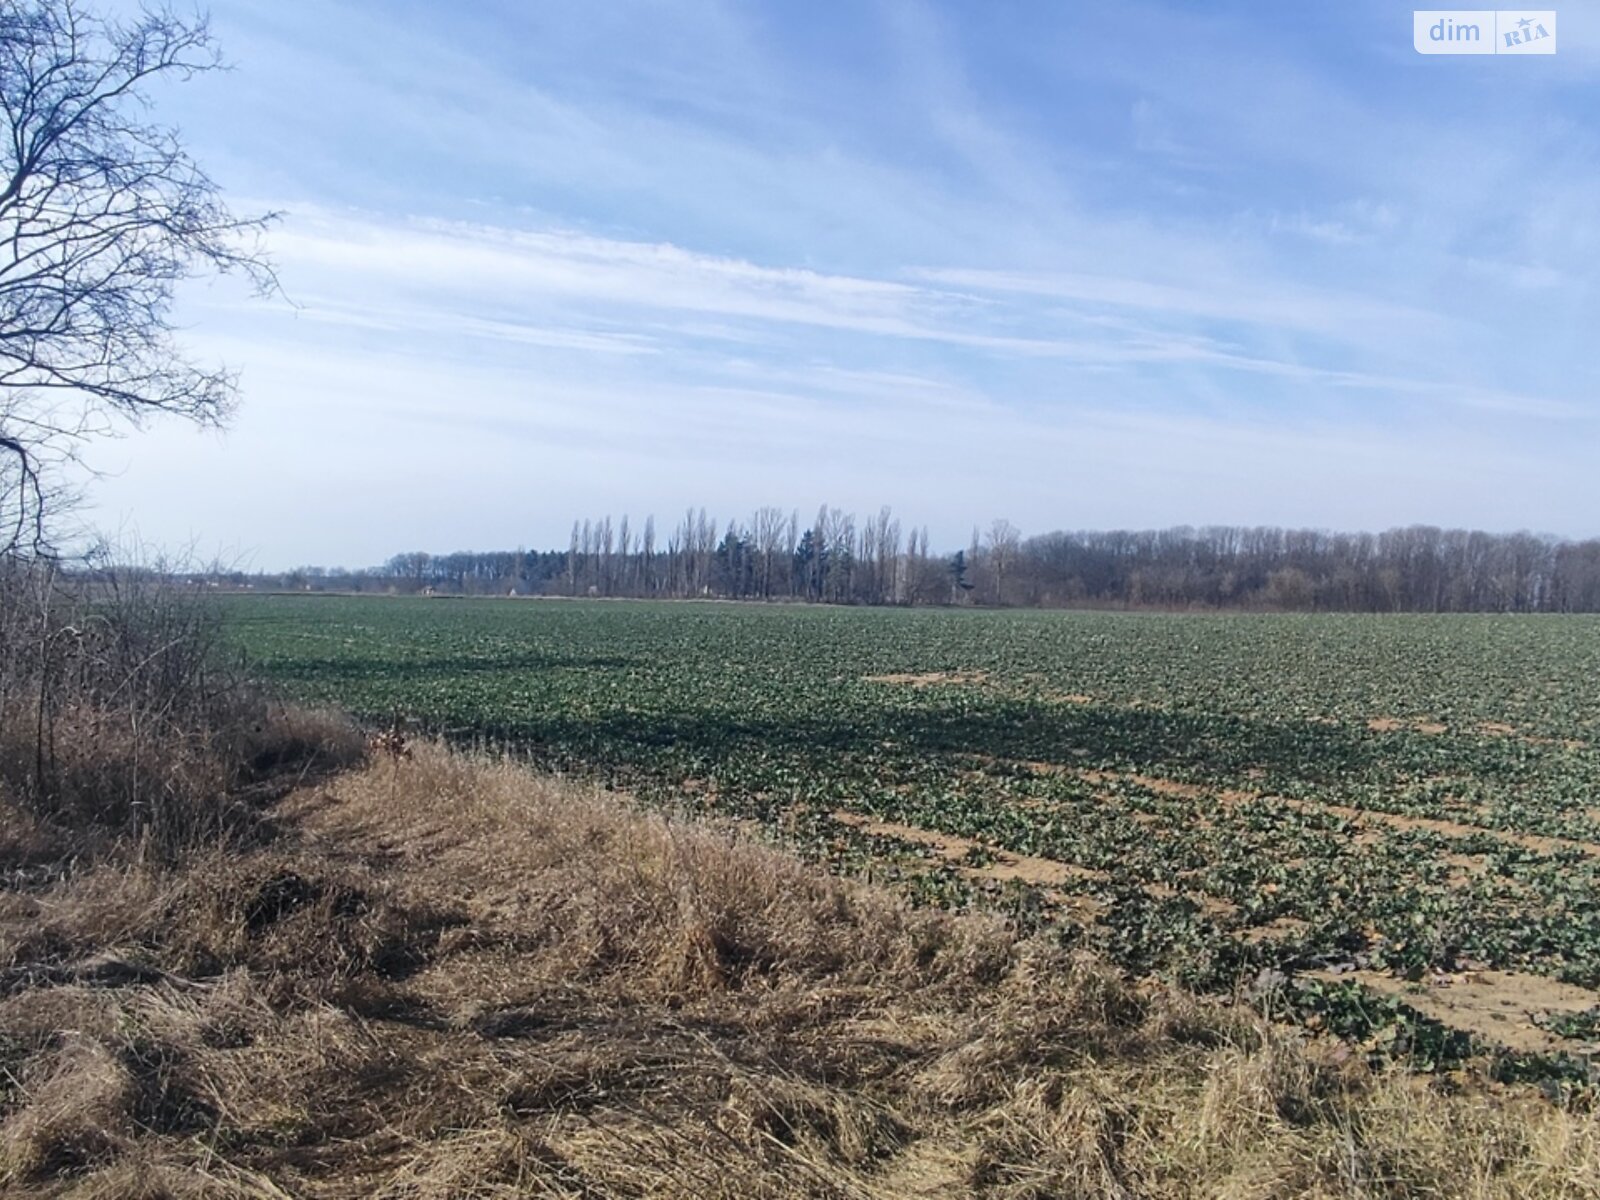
[258,206,1597,419]
[73,0,1600,564]
[287,299,662,355]
[910,265,1441,342]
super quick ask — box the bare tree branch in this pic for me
[0,0,275,555]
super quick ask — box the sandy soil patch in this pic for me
[863,670,989,688]
[1311,968,1600,1056]
[1368,717,1449,735]
[1474,721,1589,751]
[830,812,1245,920]
[1276,796,1600,859]
[831,810,1105,894]
[1241,916,1310,944]
[1047,764,1600,861]
[1146,881,1237,918]
[1441,852,1490,882]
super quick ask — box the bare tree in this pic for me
[616,514,631,593]
[867,505,900,604]
[784,508,799,598]
[0,0,275,554]
[641,513,656,594]
[567,521,580,594]
[752,505,783,599]
[985,519,1020,605]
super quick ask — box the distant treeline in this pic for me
[228,508,1600,612]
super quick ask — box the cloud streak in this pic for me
[71,0,1600,565]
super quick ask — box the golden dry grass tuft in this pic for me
[4,741,1600,1197]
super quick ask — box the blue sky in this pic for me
[84,1,1600,568]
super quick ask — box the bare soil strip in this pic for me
[862,670,989,688]
[1367,717,1449,735]
[831,809,1106,893]
[828,812,1233,920]
[1365,716,1589,750]
[1241,917,1311,944]
[1034,764,1600,860]
[1475,721,1589,751]
[1310,968,1600,1057]
[1271,796,1600,859]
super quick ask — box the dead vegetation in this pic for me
[5,740,1600,1197]
[0,562,365,866]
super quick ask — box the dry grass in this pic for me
[4,741,1600,1197]
[0,563,367,864]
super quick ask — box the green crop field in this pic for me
[227,595,1600,1067]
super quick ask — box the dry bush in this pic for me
[3,743,1600,1197]
[0,560,363,863]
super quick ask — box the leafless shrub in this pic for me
[0,558,362,862]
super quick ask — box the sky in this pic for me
[77,0,1600,569]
